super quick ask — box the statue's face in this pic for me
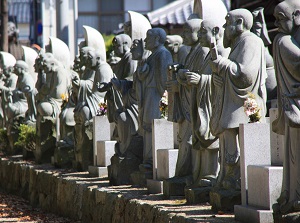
[274,3,294,34]
[43,59,54,73]
[86,51,97,68]
[223,14,238,48]
[113,37,124,57]
[131,39,143,60]
[198,22,213,48]
[14,65,22,76]
[79,48,89,65]
[182,24,198,46]
[145,31,159,51]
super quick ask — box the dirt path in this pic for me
[0,191,79,223]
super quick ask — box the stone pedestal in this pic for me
[96,141,116,166]
[235,165,283,223]
[239,122,271,205]
[157,149,178,180]
[185,187,211,204]
[146,119,174,193]
[93,116,114,165]
[269,108,284,166]
[89,140,116,177]
[152,119,174,180]
[210,188,241,211]
[163,176,190,198]
[35,118,56,163]
[148,149,178,193]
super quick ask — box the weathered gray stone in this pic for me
[157,149,178,180]
[269,108,284,166]
[88,166,108,177]
[185,187,211,204]
[152,119,174,180]
[147,179,163,194]
[235,205,274,223]
[247,165,283,209]
[96,140,116,166]
[209,188,241,212]
[93,116,113,165]
[239,123,271,205]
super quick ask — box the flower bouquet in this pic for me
[243,92,261,123]
[159,91,168,119]
[97,102,108,116]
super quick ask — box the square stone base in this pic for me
[163,176,188,198]
[147,179,163,194]
[185,186,211,204]
[130,171,153,187]
[88,166,108,177]
[235,205,274,223]
[209,189,241,211]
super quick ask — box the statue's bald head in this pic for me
[185,19,202,33]
[227,9,253,31]
[274,0,300,34]
[15,60,29,72]
[113,34,132,46]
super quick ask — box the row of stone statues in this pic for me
[0,0,299,216]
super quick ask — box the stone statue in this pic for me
[72,26,109,170]
[8,22,23,61]
[165,35,190,64]
[22,46,38,84]
[209,9,267,193]
[105,34,137,123]
[72,46,96,170]
[272,0,300,215]
[0,52,17,128]
[251,7,277,109]
[34,49,48,102]
[139,28,173,169]
[12,60,36,123]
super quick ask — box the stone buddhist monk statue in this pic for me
[165,35,190,65]
[0,52,17,128]
[209,9,267,194]
[272,0,300,215]
[139,28,173,169]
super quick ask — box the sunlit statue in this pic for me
[272,0,300,215]
[0,52,17,128]
[209,9,266,194]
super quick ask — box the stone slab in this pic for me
[235,205,274,223]
[147,179,163,194]
[96,141,116,167]
[239,122,271,205]
[130,170,153,187]
[173,123,179,149]
[269,108,284,166]
[157,149,178,180]
[248,165,283,210]
[163,176,188,198]
[152,119,174,180]
[93,116,113,165]
[185,186,211,204]
[209,189,241,212]
[88,165,108,177]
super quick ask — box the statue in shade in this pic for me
[138,28,173,169]
[272,0,300,215]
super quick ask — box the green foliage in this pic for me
[102,34,115,59]
[0,128,9,152]
[15,124,36,151]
